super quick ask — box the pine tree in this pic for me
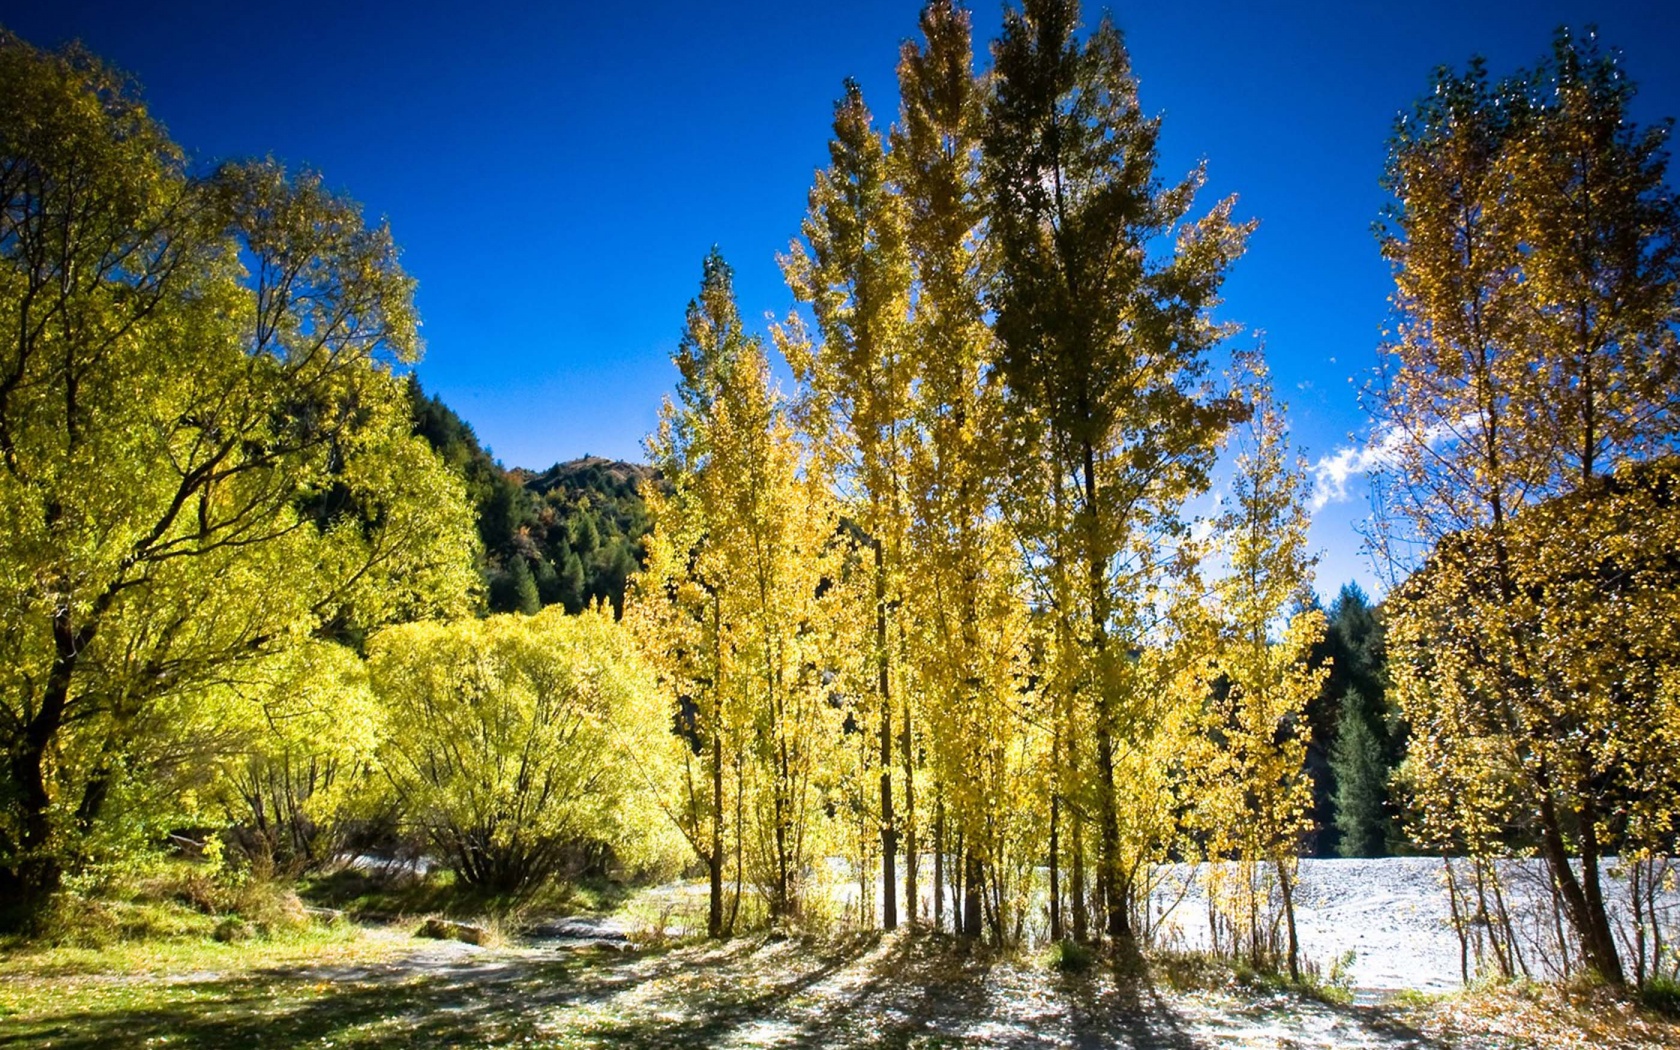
[1331,689,1388,858]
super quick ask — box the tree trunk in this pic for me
[707,591,727,938]
[875,538,897,931]
[1049,791,1062,942]
[933,795,945,933]
[1535,768,1625,984]
[1071,808,1088,942]
[1277,857,1300,982]
[903,691,916,925]
[963,850,983,938]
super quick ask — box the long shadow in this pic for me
[0,935,1454,1050]
[1,948,656,1049]
[781,933,995,1047]
[572,932,882,1048]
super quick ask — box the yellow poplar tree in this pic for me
[983,0,1251,942]
[1196,371,1324,980]
[1376,31,1680,986]
[631,250,843,932]
[782,81,917,930]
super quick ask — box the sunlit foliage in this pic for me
[0,34,477,926]
[1377,29,1680,986]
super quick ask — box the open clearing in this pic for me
[3,926,1678,1049]
[3,856,1678,1049]
[0,926,1456,1049]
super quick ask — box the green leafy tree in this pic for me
[215,641,385,875]
[371,607,677,893]
[0,36,477,926]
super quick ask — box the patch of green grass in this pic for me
[0,920,388,981]
[1640,974,1680,1016]
[1043,938,1096,973]
[300,867,641,929]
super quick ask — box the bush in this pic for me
[371,607,681,894]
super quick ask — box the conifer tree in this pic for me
[1331,689,1388,858]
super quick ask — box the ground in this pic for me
[2,921,1677,1049]
[2,859,1677,1049]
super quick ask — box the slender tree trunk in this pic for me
[708,597,725,940]
[1096,730,1126,939]
[1535,769,1624,984]
[874,536,897,931]
[933,795,945,933]
[963,850,983,938]
[1049,791,1062,942]
[1277,857,1300,982]
[903,693,916,924]
[950,828,964,933]
[1071,808,1088,942]
[728,751,744,936]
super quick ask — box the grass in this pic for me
[1639,973,1680,1016]
[4,872,1674,1050]
[300,866,638,929]
[1143,946,1357,1006]
[1395,976,1680,1049]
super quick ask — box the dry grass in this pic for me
[1400,980,1680,1049]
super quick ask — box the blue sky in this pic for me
[5,0,1678,597]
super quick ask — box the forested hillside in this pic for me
[408,377,655,615]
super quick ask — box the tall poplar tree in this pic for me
[893,0,1040,942]
[783,82,916,930]
[632,251,843,933]
[982,0,1251,941]
[1200,372,1325,981]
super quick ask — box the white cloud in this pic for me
[1309,417,1470,513]
[1310,432,1399,512]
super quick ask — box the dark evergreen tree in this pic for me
[506,556,541,615]
[558,548,587,613]
[1331,688,1389,857]
[1304,583,1392,855]
[533,556,562,606]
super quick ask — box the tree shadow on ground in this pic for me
[0,932,1449,1049]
